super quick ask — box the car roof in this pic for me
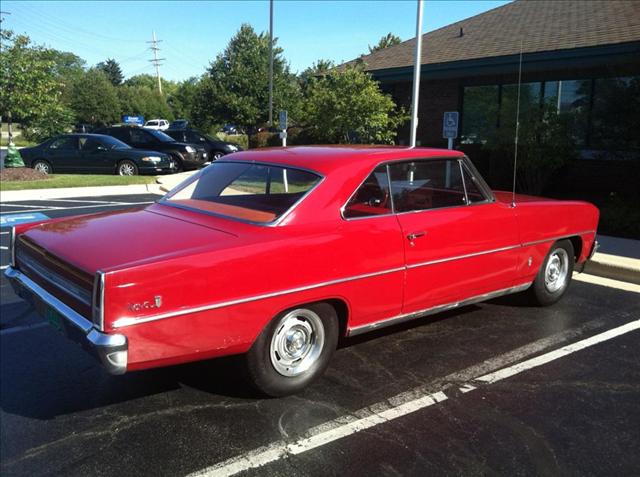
[224,146,465,176]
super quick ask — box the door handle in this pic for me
[407,231,426,241]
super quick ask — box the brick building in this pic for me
[347,0,640,196]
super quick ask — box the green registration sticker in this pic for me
[45,307,63,331]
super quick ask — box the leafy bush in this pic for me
[216,132,248,150]
[249,132,277,149]
[597,193,640,239]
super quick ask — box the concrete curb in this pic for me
[584,252,640,285]
[1,183,164,202]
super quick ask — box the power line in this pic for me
[147,31,165,94]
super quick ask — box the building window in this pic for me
[460,85,498,144]
[590,76,640,152]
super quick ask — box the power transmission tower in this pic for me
[147,31,165,94]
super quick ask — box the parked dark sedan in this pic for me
[20,134,174,176]
[95,126,207,171]
[165,128,241,160]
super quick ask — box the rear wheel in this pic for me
[117,160,138,176]
[170,154,184,172]
[245,303,339,397]
[527,239,574,306]
[33,160,52,174]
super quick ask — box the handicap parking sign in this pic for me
[443,111,459,139]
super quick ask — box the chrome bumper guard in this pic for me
[588,240,600,260]
[5,267,128,375]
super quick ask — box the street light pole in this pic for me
[409,0,424,148]
[268,0,274,126]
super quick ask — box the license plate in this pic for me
[19,285,63,331]
[45,307,63,331]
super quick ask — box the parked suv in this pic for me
[165,128,241,160]
[96,126,207,171]
[144,119,170,130]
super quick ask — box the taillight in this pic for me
[92,271,105,330]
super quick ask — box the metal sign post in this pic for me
[279,110,288,147]
[442,111,459,149]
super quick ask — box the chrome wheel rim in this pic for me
[119,163,135,176]
[270,309,325,377]
[213,152,222,160]
[545,248,569,293]
[34,162,50,174]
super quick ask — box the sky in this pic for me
[3,0,510,82]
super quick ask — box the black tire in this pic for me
[527,239,575,306]
[170,154,184,172]
[117,160,138,176]
[33,160,52,175]
[245,303,339,397]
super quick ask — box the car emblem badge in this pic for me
[128,295,162,312]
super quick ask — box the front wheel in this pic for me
[527,239,575,306]
[117,160,138,176]
[245,303,339,397]
[33,160,52,174]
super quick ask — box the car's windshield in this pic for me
[161,161,321,224]
[147,129,176,142]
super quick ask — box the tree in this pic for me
[69,68,120,125]
[368,33,401,53]
[0,31,74,144]
[299,59,334,92]
[192,24,301,132]
[303,65,407,144]
[118,85,172,120]
[124,74,178,95]
[97,58,123,86]
[167,77,200,120]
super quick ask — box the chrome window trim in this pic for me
[159,160,325,227]
[458,159,470,205]
[341,155,494,221]
[111,229,595,329]
[347,282,532,336]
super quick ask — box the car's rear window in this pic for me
[161,161,322,224]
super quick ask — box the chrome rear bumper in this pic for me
[5,267,128,375]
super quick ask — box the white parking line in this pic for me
[0,265,8,270]
[190,318,640,477]
[0,232,9,235]
[42,198,129,204]
[0,201,154,215]
[0,246,8,250]
[0,204,60,210]
[573,272,640,293]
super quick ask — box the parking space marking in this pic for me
[574,272,640,293]
[0,201,155,215]
[41,198,130,204]
[0,232,10,235]
[191,317,640,477]
[0,246,7,250]
[0,204,60,209]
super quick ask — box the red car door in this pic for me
[388,158,520,314]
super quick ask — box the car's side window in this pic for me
[109,129,129,142]
[48,137,78,150]
[130,129,151,143]
[388,159,467,212]
[343,165,391,218]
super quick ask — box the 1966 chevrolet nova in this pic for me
[6,146,599,396]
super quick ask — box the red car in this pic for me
[6,147,599,396]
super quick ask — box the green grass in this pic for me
[6,137,36,147]
[1,174,156,191]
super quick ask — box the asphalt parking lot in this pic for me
[1,195,639,476]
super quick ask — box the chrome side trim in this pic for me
[521,230,595,248]
[92,271,106,331]
[112,266,406,328]
[406,244,520,270]
[347,282,532,336]
[111,230,595,329]
[9,226,16,268]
